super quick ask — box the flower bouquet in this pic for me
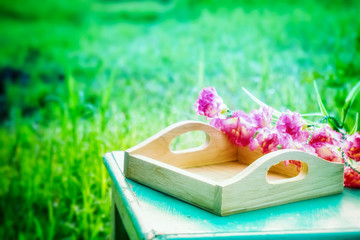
[194,83,360,188]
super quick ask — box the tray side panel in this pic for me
[238,146,300,178]
[222,150,344,216]
[127,121,238,168]
[124,153,218,213]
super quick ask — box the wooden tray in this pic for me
[124,121,344,216]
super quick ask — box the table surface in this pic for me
[104,151,360,240]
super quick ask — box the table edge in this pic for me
[104,151,360,239]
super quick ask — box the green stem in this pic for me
[341,150,360,175]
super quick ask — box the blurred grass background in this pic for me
[1,0,360,239]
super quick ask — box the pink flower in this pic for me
[306,126,344,163]
[344,132,360,162]
[232,110,253,121]
[344,165,360,188]
[292,129,310,142]
[249,128,289,154]
[282,139,316,169]
[211,115,256,147]
[308,126,343,147]
[285,160,302,170]
[328,127,344,143]
[210,117,238,133]
[194,87,227,118]
[286,141,316,155]
[314,143,343,163]
[249,106,273,129]
[276,110,306,137]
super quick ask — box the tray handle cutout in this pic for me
[225,149,344,186]
[126,121,238,168]
[266,160,308,184]
[170,130,209,153]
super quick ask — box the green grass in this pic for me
[1,0,360,239]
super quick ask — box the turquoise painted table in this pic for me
[103,151,360,240]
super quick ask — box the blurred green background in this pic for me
[1,0,359,239]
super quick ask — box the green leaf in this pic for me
[313,81,340,131]
[101,70,116,110]
[242,87,316,125]
[341,81,360,127]
[0,166,14,196]
[66,74,77,110]
[34,217,44,240]
[350,112,359,135]
[241,87,281,117]
[313,81,329,116]
[300,113,324,117]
